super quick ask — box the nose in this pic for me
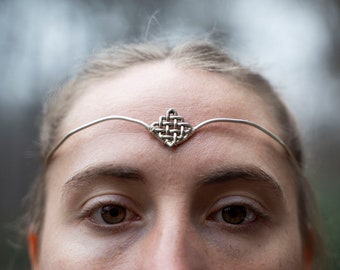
[140,204,208,270]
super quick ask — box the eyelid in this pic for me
[78,194,141,227]
[206,196,268,223]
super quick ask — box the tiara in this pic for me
[46,108,295,163]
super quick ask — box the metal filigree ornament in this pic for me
[150,109,193,147]
[46,108,296,164]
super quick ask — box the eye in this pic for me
[90,203,135,226]
[221,205,249,224]
[209,204,256,225]
[100,205,126,224]
[207,197,262,226]
[80,196,141,227]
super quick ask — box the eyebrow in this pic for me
[62,164,284,204]
[62,164,145,198]
[198,166,284,202]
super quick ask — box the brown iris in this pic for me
[222,206,247,224]
[101,205,126,224]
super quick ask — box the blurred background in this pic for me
[1,0,339,268]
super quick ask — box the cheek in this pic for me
[200,227,303,269]
[38,225,303,269]
[39,226,138,269]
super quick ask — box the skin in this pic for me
[30,61,313,269]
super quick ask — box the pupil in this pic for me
[101,205,126,224]
[222,206,247,224]
[109,207,119,217]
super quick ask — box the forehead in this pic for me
[61,61,279,136]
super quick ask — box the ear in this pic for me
[28,232,40,270]
[302,224,315,270]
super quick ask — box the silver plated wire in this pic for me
[46,108,296,163]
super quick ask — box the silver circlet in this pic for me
[46,108,295,164]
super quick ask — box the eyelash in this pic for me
[206,198,268,231]
[78,197,141,231]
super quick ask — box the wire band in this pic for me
[46,108,296,163]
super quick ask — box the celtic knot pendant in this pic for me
[150,108,193,147]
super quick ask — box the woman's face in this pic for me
[32,62,312,269]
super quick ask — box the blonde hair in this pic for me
[26,40,327,268]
